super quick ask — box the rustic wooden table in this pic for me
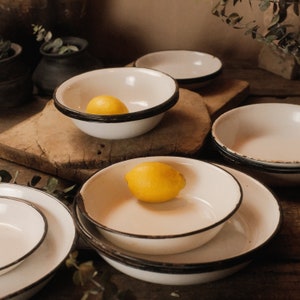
[1,61,300,300]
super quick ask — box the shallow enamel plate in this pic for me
[212,103,300,170]
[134,50,222,89]
[0,183,76,300]
[74,165,281,285]
[0,197,47,276]
[76,157,242,255]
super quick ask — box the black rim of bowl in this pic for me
[133,51,223,84]
[212,138,300,173]
[176,67,222,85]
[73,195,282,274]
[53,68,179,123]
[75,160,243,240]
[0,196,48,273]
[211,103,300,172]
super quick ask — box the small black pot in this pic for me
[32,36,102,97]
[0,43,33,108]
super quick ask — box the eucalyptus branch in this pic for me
[0,169,77,204]
[32,24,79,55]
[212,0,300,63]
[66,251,135,300]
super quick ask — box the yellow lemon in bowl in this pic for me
[86,95,129,115]
[125,162,186,203]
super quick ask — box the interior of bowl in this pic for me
[0,197,47,273]
[134,50,222,81]
[76,156,242,238]
[54,67,179,122]
[212,103,300,167]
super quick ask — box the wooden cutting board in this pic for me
[0,78,249,182]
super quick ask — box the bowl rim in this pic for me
[0,196,48,273]
[0,184,77,299]
[211,103,300,170]
[134,50,223,83]
[213,142,300,173]
[53,67,179,123]
[73,164,282,274]
[75,157,243,239]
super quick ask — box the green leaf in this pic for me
[44,31,52,42]
[259,0,271,12]
[269,14,280,27]
[63,184,77,194]
[66,251,79,268]
[73,261,97,286]
[264,34,279,43]
[45,177,58,194]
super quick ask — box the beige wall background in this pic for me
[84,0,263,65]
[0,0,263,66]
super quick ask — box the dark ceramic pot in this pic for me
[32,37,102,97]
[0,43,33,108]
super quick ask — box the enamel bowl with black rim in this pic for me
[74,165,281,285]
[211,103,300,186]
[75,156,242,256]
[53,67,179,140]
[0,184,76,300]
[134,50,222,89]
[0,197,47,276]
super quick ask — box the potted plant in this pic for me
[32,24,102,97]
[212,0,300,79]
[0,36,33,108]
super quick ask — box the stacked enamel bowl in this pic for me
[212,103,300,186]
[134,50,223,90]
[74,156,281,285]
[0,184,76,299]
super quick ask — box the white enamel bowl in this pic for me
[0,184,76,300]
[212,103,300,185]
[76,156,242,255]
[74,165,281,285]
[0,197,47,276]
[53,67,179,140]
[134,50,222,89]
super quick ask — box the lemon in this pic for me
[86,95,129,115]
[125,161,186,203]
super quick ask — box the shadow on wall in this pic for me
[84,0,148,66]
[83,0,261,66]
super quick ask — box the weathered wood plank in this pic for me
[0,80,249,183]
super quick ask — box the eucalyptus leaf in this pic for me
[259,0,271,12]
[44,31,52,42]
[211,0,300,63]
[45,177,58,194]
[269,14,281,27]
[75,261,97,286]
[32,24,80,55]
